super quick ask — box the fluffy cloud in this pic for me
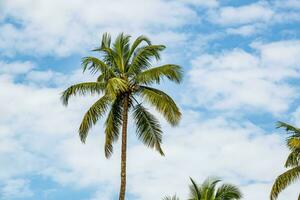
[0,0,201,57]
[0,179,33,199]
[0,61,298,200]
[185,40,300,114]
[208,1,274,25]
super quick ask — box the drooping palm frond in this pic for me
[133,104,164,155]
[78,95,111,143]
[138,86,181,126]
[104,97,123,158]
[270,166,300,200]
[61,82,106,106]
[285,149,300,168]
[135,64,183,85]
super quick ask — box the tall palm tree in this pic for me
[164,177,242,200]
[270,121,300,200]
[61,33,182,200]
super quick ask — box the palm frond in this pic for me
[135,64,183,85]
[162,195,180,200]
[270,166,300,200]
[189,178,201,200]
[277,121,300,136]
[138,86,181,126]
[285,150,300,168]
[105,77,128,98]
[82,56,116,76]
[61,82,105,106]
[79,95,111,143]
[133,104,164,155]
[126,35,151,64]
[104,97,123,158]
[128,45,166,75]
[112,33,131,73]
[215,183,242,200]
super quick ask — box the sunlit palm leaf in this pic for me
[105,77,128,98]
[61,82,105,106]
[135,64,183,85]
[215,184,242,200]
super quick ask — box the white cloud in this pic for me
[226,24,262,36]
[209,1,274,25]
[0,0,200,57]
[0,179,33,199]
[185,40,300,114]
[0,62,298,200]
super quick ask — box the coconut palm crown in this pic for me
[164,177,242,200]
[61,33,182,200]
[270,121,300,200]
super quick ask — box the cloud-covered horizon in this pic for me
[1,0,300,199]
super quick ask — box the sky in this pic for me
[0,0,300,199]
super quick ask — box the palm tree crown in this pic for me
[270,121,300,200]
[61,33,182,200]
[164,177,242,200]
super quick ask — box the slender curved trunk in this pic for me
[119,93,129,200]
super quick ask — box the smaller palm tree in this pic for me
[163,177,242,200]
[270,121,300,200]
[163,195,180,200]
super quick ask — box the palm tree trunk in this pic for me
[119,93,129,200]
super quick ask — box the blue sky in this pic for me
[1,0,300,199]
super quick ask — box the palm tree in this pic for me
[61,33,182,200]
[164,177,242,200]
[270,121,300,200]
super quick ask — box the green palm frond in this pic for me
[189,178,201,200]
[135,64,183,85]
[100,32,111,48]
[126,35,151,65]
[162,195,180,200]
[215,184,243,200]
[277,121,300,136]
[270,166,300,200]
[105,77,128,98]
[285,150,300,168]
[79,95,111,143]
[104,97,123,158]
[61,82,105,106]
[82,56,116,76]
[112,33,131,73]
[133,104,164,155]
[138,86,181,126]
[128,45,166,75]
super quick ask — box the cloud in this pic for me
[226,24,263,36]
[0,179,33,199]
[0,61,298,200]
[209,1,274,26]
[0,0,200,57]
[185,40,300,114]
